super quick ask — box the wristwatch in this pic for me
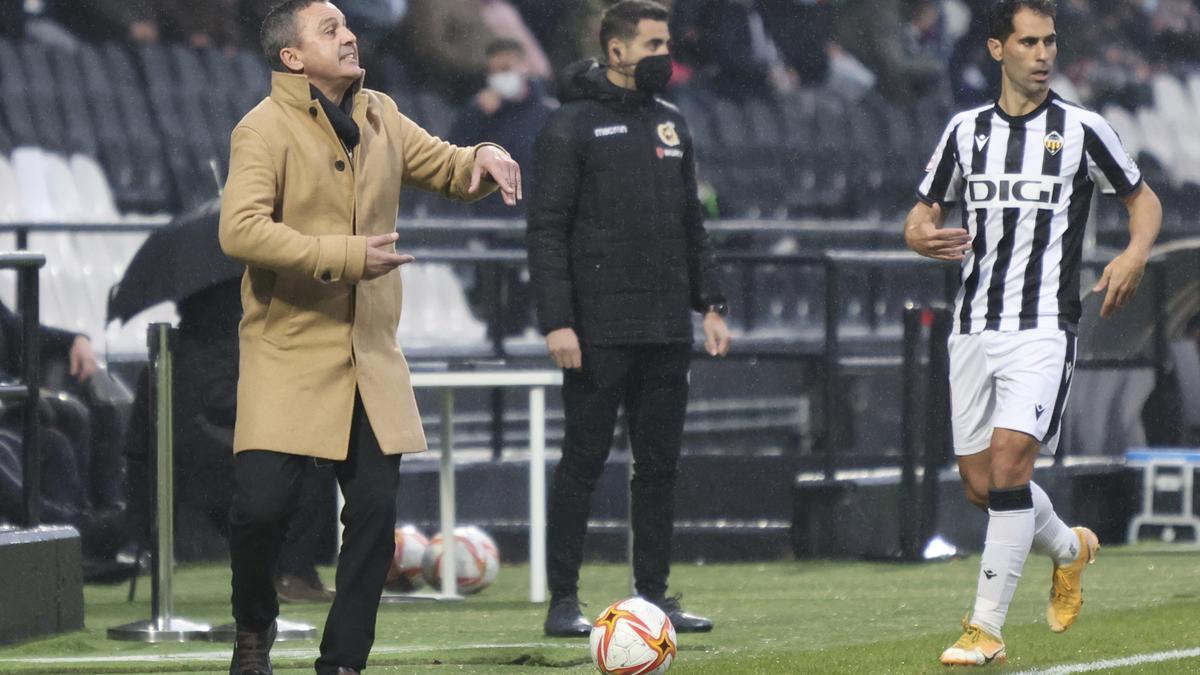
[706,302,728,317]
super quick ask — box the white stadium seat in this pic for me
[70,154,121,223]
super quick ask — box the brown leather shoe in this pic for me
[274,572,335,603]
[229,621,276,675]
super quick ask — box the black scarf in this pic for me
[310,85,360,152]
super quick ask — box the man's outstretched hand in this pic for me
[470,146,522,206]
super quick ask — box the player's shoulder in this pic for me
[1049,94,1109,127]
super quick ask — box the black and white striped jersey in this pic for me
[917,91,1142,334]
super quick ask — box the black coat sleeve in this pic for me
[680,122,725,313]
[526,108,582,335]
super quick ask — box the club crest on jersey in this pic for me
[657,121,680,147]
[1043,131,1064,156]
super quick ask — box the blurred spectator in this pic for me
[0,299,134,579]
[479,0,553,81]
[833,0,948,104]
[398,0,498,100]
[449,38,556,218]
[1146,0,1200,64]
[757,0,833,87]
[672,0,796,100]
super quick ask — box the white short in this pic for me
[948,328,1076,456]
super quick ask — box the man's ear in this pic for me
[986,37,1003,63]
[280,46,304,73]
[607,38,623,64]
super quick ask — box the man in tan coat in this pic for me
[218,2,521,674]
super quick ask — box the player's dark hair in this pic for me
[988,0,1056,42]
[261,0,324,72]
[599,0,670,59]
[486,38,525,59]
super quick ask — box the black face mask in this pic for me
[633,54,673,93]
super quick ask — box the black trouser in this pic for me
[547,343,691,600]
[229,392,400,675]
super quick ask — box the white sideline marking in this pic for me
[1012,647,1200,674]
[0,642,573,665]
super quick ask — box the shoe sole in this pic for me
[940,652,1007,666]
[674,625,714,633]
[1047,527,1100,633]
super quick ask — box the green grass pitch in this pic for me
[1,544,1198,673]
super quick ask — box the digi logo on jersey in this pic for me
[966,174,1067,208]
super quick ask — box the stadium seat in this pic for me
[1101,104,1143,158]
[1151,73,1195,124]
[48,47,98,157]
[742,98,789,217]
[70,154,121,222]
[0,40,40,147]
[397,263,488,348]
[0,154,19,222]
[778,89,818,215]
[41,152,85,222]
[11,146,56,222]
[19,41,67,153]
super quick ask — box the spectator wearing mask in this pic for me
[450,38,557,218]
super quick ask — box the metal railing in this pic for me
[0,252,46,527]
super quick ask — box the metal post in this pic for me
[108,324,211,641]
[528,386,547,603]
[19,264,40,527]
[898,305,923,559]
[922,306,952,548]
[439,388,460,599]
[822,257,841,481]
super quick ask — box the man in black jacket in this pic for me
[527,0,731,638]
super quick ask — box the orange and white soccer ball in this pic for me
[590,597,677,675]
[420,526,500,594]
[385,525,428,592]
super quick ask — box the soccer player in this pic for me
[905,0,1162,666]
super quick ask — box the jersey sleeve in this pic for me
[1082,116,1142,197]
[917,119,963,205]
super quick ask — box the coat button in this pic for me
[309,106,318,117]
[335,160,346,171]
[321,271,332,282]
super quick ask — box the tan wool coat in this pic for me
[219,71,502,459]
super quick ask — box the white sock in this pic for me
[1030,481,1079,566]
[971,487,1035,638]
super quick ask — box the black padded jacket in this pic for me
[526,59,724,346]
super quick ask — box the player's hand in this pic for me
[1093,247,1149,318]
[470,146,522,206]
[703,312,731,357]
[905,203,970,261]
[363,232,415,280]
[69,336,98,384]
[546,327,581,370]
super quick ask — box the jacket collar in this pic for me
[270,70,371,140]
[270,70,367,110]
